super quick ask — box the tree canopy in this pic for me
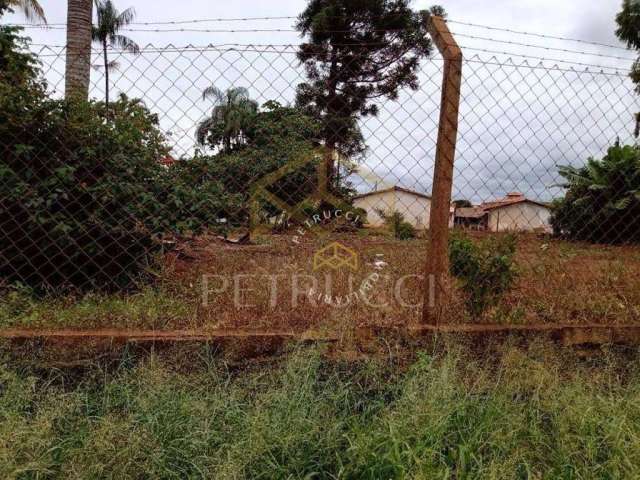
[0,2,39,86]
[196,86,258,153]
[295,0,444,172]
[188,101,330,221]
[615,0,640,135]
[551,143,640,244]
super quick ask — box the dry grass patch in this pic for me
[1,232,639,331]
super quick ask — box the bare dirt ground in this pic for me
[167,230,640,331]
[2,231,639,337]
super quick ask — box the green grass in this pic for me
[1,343,640,478]
[0,285,194,330]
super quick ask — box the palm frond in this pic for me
[10,0,47,24]
[93,0,116,42]
[227,86,251,102]
[202,86,224,103]
[114,6,136,29]
[91,25,101,41]
[610,196,632,210]
[110,34,140,54]
[106,59,120,71]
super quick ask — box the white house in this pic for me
[453,192,551,232]
[482,192,551,232]
[353,186,431,228]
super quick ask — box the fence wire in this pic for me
[2,41,640,326]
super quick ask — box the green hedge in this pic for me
[0,83,226,291]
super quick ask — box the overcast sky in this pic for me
[5,0,638,203]
[5,0,625,48]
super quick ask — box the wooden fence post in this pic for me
[422,16,462,325]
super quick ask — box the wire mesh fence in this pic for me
[2,39,640,328]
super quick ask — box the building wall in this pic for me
[353,190,431,228]
[353,190,396,227]
[394,190,431,229]
[487,202,551,232]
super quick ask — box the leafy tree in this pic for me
[616,0,640,135]
[196,86,259,153]
[5,0,46,23]
[0,3,39,85]
[0,83,164,290]
[551,143,640,244]
[92,0,140,105]
[191,101,325,224]
[295,0,444,183]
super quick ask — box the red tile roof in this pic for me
[480,192,548,210]
[159,155,176,166]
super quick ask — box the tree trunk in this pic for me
[65,0,93,100]
[323,44,340,192]
[103,38,109,106]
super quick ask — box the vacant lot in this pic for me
[1,232,638,332]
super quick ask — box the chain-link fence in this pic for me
[2,35,640,329]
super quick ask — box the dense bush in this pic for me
[0,79,230,290]
[551,143,640,244]
[0,11,237,291]
[194,101,358,227]
[154,159,241,233]
[449,233,517,317]
[0,82,165,290]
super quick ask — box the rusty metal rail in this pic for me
[2,324,640,347]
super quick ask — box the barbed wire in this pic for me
[446,19,631,52]
[459,46,627,72]
[5,15,300,27]
[15,26,637,65]
[6,16,634,54]
[451,32,637,63]
[28,42,632,75]
[2,16,635,56]
[462,56,629,76]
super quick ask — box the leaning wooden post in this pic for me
[422,16,462,325]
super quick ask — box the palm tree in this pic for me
[65,0,93,100]
[92,0,139,106]
[196,86,258,153]
[6,0,46,23]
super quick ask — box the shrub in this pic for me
[157,158,243,232]
[551,143,640,244]
[375,208,416,240]
[0,81,229,291]
[449,233,517,317]
[0,84,167,290]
